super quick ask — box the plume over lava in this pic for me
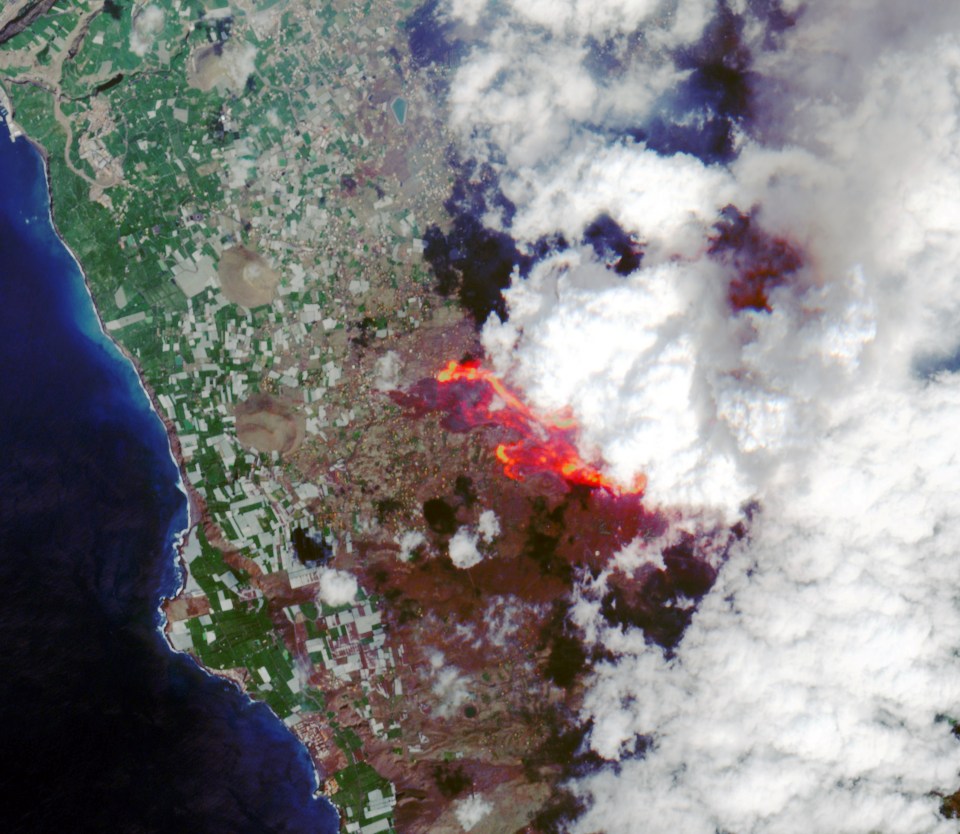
[710,206,804,312]
[397,359,646,495]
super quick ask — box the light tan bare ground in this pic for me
[217,245,280,308]
[234,392,305,454]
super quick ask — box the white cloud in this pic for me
[483,595,524,647]
[446,0,713,41]
[316,568,358,608]
[129,5,164,56]
[485,248,775,513]
[220,42,258,94]
[449,36,599,169]
[611,536,665,574]
[501,0,690,38]
[373,351,401,392]
[477,509,500,543]
[454,794,493,831]
[503,141,735,257]
[191,41,258,95]
[443,0,487,28]
[224,138,257,190]
[443,0,719,180]
[483,208,827,511]
[396,530,426,562]
[573,424,960,831]
[428,651,473,717]
[449,526,483,569]
[440,0,960,831]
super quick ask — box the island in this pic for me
[0,1,638,830]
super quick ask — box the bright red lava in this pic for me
[436,360,646,496]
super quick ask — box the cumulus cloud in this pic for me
[449,36,599,169]
[438,0,960,831]
[224,138,257,190]
[316,568,357,608]
[483,595,523,647]
[454,794,493,831]
[190,41,258,95]
[611,534,667,574]
[449,526,483,569]
[508,143,733,257]
[477,509,500,543]
[573,412,960,832]
[428,651,473,717]
[396,530,426,562]
[444,0,718,171]
[219,42,258,94]
[485,248,758,512]
[499,0,709,40]
[444,0,487,28]
[129,4,164,56]
[373,351,402,392]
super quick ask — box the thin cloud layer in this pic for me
[437,0,960,830]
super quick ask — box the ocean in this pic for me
[0,122,339,832]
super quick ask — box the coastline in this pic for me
[8,105,337,819]
[0,84,24,141]
[19,122,195,570]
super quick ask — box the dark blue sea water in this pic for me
[0,122,339,833]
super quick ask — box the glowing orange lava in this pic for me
[435,360,646,495]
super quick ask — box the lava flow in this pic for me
[433,360,645,495]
